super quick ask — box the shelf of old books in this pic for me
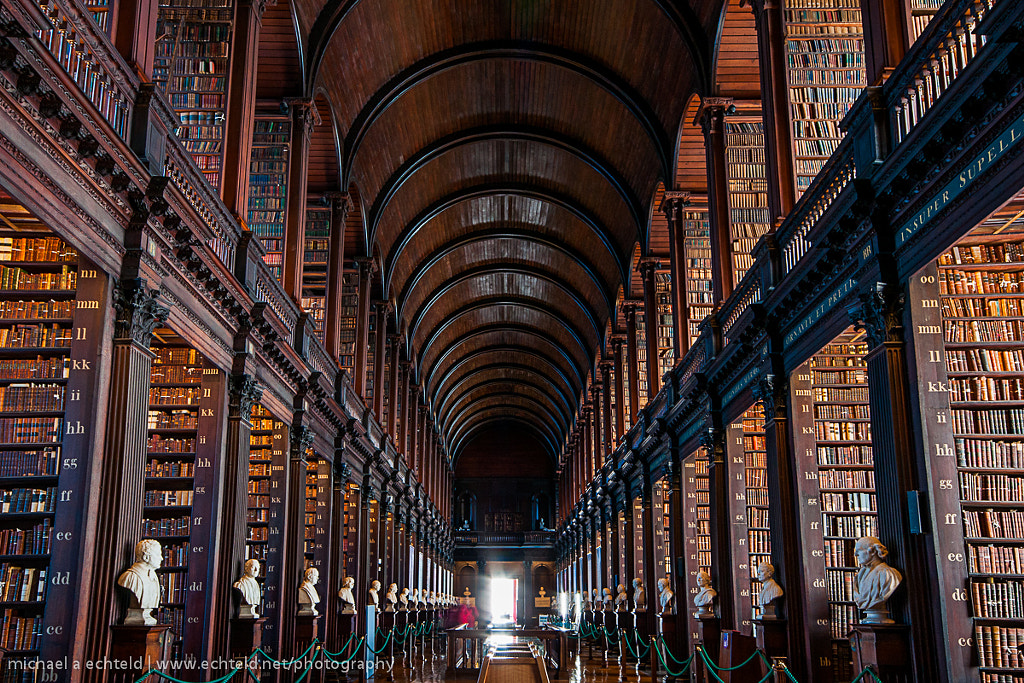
[81,0,111,33]
[145,332,225,660]
[655,272,675,378]
[343,482,359,582]
[652,477,671,589]
[783,0,866,197]
[338,271,359,375]
[724,118,770,288]
[301,206,331,343]
[683,207,713,349]
[635,309,649,410]
[247,115,291,282]
[0,198,105,675]
[909,0,943,44]
[154,0,235,191]
[908,212,1024,681]
[681,447,712,644]
[303,454,331,575]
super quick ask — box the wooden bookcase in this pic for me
[908,228,1024,680]
[653,478,671,587]
[343,482,359,583]
[655,272,675,378]
[635,311,649,409]
[790,330,875,682]
[338,272,359,375]
[724,119,770,287]
[82,0,111,33]
[247,115,291,283]
[301,207,331,343]
[681,449,712,643]
[631,496,645,598]
[246,404,287,654]
[145,335,226,660]
[154,0,235,191]
[365,309,377,403]
[909,0,943,43]
[304,455,331,576]
[0,220,105,672]
[683,208,713,349]
[783,0,866,197]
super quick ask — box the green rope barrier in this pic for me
[653,641,693,678]
[602,626,617,639]
[291,656,316,683]
[657,635,687,665]
[366,630,393,655]
[253,638,319,666]
[632,631,650,657]
[696,646,728,683]
[134,668,243,683]
[619,630,646,659]
[322,637,365,664]
[321,632,357,658]
[698,646,769,672]
[850,665,885,683]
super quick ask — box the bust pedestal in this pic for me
[602,608,617,662]
[615,609,634,663]
[848,623,911,683]
[396,608,412,667]
[295,614,321,654]
[718,630,760,683]
[379,608,396,680]
[754,616,787,661]
[229,617,266,659]
[656,614,685,680]
[109,625,172,683]
[696,614,721,683]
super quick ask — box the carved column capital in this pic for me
[699,427,725,461]
[291,425,314,457]
[335,460,353,483]
[230,374,263,417]
[288,98,319,139]
[752,373,787,418]
[846,282,906,349]
[113,278,168,345]
[636,257,660,280]
[660,191,691,224]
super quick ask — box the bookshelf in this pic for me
[681,448,712,644]
[301,207,331,343]
[724,120,770,287]
[0,226,103,677]
[655,272,675,377]
[145,336,225,661]
[303,455,331,576]
[365,309,377,403]
[635,310,649,409]
[246,404,287,653]
[783,0,866,196]
[338,272,359,375]
[807,331,875,681]
[343,482,359,583]
[621,344,632,433]
[247,116,291,283]
[154,0,235,191]
[652,478,671,587]
[909,0,943,44]
[683,209,713,349]
[631,496,645,597]
[735,406,771,624]
[82,0,111,33]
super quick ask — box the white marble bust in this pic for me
[657,578,674,615]
[592,589,601,610]
[757,562,784,618]
[632,578,646,611]
[602,587,614,610]
[853,536,902,623]
[400,587,410,609]
[234,559,262,619]
[614,583,629,611]
[385,583,398,612]
[298,568,320,616]
[118,539,163,625]
[693,571,716,616]
[338,576,356,614]
[368,580,381,609]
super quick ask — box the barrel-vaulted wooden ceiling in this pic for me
[283,0,735,466]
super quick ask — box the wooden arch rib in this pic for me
[406,267,604,352]
[427,345,583,422]
[417,302,593,390]
[437,368,575,432]
[385,186,626,297]
[445,388,569,439]
[342,43,673,184]
[451,417,559,464]
[365,126,644,248]
[448,405,561,461]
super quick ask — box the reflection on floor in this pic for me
[382,652,655,682]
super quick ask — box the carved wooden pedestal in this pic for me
[616,610,634,663]
[656,614,686,681]
[719,630,761,683]
[396,609,411,668]
[754,617,787,661]
[336,611,357,678]
[229,617,266,658]
[694,615,721,683]
[109,624,172,683]
[848,624,912,683]
[379,609,396,680]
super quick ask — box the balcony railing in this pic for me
[455,531,556,546]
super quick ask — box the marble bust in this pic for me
[592,589,601,610]
[614,583,629,611]
[853,536,902,623]
[233,559,261,619]
[368,580,381,610]
[756,562,784,618]
[693,571,716,616]
[582,590,592,611]
[603,587,614,610]
[117,539,163,625]
[298,568,320,616]
[632,578,646,611]
[338,576,356,614]
[657,578,674,615]
[385,583,398,612]
[400,587,410,609]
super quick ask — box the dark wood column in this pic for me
[859,0,911,85]
[600,361,613,458]
[357,479,376,610]
[848,284,939,681]
[605,500,620,588]
[110,0,159,77]
[638,257,661,399]
[387,334,401,439]
[704,427,737,629]
[751,0,797,221]
[220,0,266,217]
[324,193,350,361]
[214,374,262,656]
[328,455,352,650]
[283,426,313,653]
[662,192,691,358]
[399,361,411,456]
[620,489,635,590]
[83,280,168,678]
[591,386,604,468]
[699,98,735,302]
[354,258,374,396]
[611,336,626,441]
[623,303,641,424]
[666,454,690,651]
[639,472,658,635]
[282,100,314,300]
[372,301,389,420]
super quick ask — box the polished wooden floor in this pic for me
[381,651,654,682]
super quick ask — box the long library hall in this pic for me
[1,0,1023,682]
